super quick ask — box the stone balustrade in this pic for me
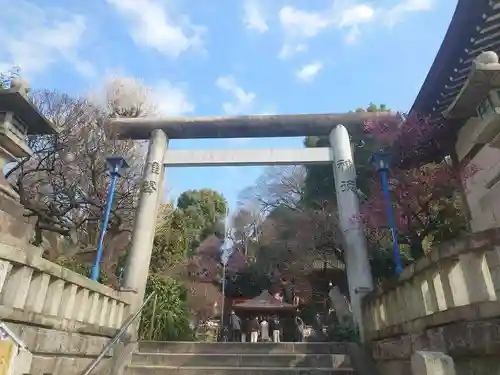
[0,237,132,334]
[0,236,135,375]
[361,228,500,375]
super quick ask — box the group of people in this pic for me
[228,311,282,343]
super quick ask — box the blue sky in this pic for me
[1,0,456,212]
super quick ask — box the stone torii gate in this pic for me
[110,112,397,333]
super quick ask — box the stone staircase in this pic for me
[125,341,358,375]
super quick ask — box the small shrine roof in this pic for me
[233,290,296,311]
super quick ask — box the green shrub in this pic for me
[139,274,194,341]
[329,315,360,343]
[55,257,113,285]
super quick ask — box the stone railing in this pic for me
[361,228,500,375]
[0,236,133,334]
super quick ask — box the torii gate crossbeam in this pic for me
[110,112,397,139]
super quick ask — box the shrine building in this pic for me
[410,0,500,232]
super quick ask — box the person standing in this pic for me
[241,318,248,342]
[272,316,281,342]
[295,316,305,342]
[229,310,241,342]
[260,316,270,342]
[250,317,260,342]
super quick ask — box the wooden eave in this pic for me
[401,0,500,165]
[443,58,500,119]
[411,0,498,117]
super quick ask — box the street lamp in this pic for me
[370,151,403,275]
[91,156,129,281]
[220,261,227,329]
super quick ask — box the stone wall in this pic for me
[454,107,500,233]
[362,228,500,375]
[0,235,133,375]
[0,195,35,246]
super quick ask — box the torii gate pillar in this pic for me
[122,129,168,311]
[330,124,374,337]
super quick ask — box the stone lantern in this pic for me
[0,78,58,242]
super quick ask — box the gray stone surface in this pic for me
[137,341,351,355]
[0,85,57,134]
[411,351,456,375]
[131,353,351,368]
[30,356,112,375]
[0,194,35,245]
[126,342,357,375]
[330,125,373,336]
[329,286,352,321]
[5,322,115,375]
[124,367,357,375]
[163,148,333,167]
[364,227,500,311]
[110,112,399,139]
[363,228,500,375]
[0,233,132,374]
[123,129,167,323]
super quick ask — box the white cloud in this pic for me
[278,0,432,53]
[215,75,256,115]
[0,0,93,77]
[278,43,308,60]
[296,61,323,83]
[152,81,195,115]
[279,6,331,39]
[243,0,269,33]
[384,0,433,27]
[106,0,205,58]
[89,75,194,116]
[338,4,376,28]
[279,3,374,45]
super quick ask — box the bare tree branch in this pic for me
[8,77,158,275]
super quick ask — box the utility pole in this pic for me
[219,205,230,341]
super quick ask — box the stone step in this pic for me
[138,341,351,355]
[131,353,352,368]
[124,366,356,375]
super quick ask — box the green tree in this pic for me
[177,189,228,251]
[150,203,189,273]
[150,189,228,274]
[149,192,228,323]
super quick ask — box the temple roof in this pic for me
[232,290,296,311]
[412,0,497,118]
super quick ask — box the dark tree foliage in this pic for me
[302,103,391,206]
[224,264,276,298]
